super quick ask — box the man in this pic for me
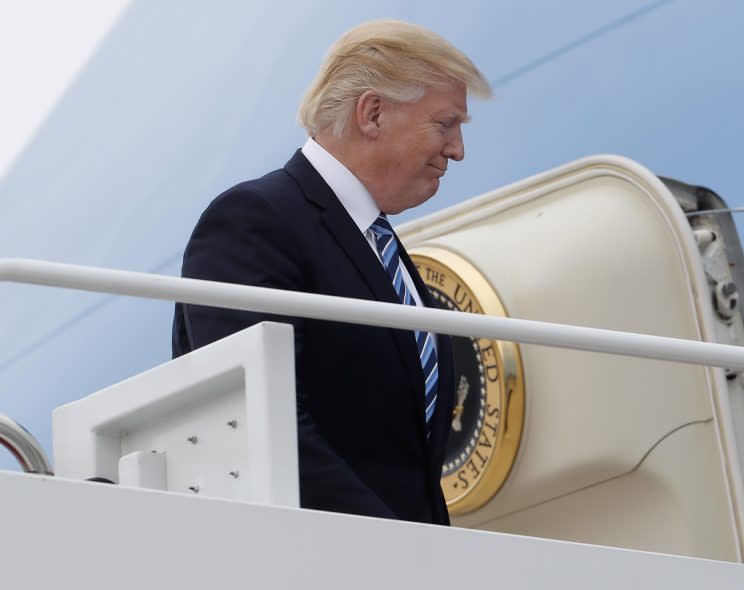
[172,20,491,524]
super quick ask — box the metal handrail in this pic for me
[0,414,53,475]
[0,257,743,369]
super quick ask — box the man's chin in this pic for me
[387,182,441,214]
[411,184,439,210]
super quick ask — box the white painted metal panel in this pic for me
[52,321,299,507]
[0,470,742,589]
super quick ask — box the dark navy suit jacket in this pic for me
[172,150,455,524]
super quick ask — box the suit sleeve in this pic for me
[179,186,396,519]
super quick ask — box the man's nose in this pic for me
[443,128,465,161]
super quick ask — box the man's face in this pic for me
[373,84,468,214]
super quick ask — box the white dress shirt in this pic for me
[301,137,427,307]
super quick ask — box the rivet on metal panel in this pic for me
[229,471,239,479]
[227,420,238,429]
[187,436,198,444]
[189,486,200,494]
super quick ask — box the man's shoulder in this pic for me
[212,167,304,210]
[195,166,313,230]
[184,165,315,259]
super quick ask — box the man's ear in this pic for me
[356,90,382,139]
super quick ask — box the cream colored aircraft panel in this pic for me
[400,156,739,560]
[486,422,737,561]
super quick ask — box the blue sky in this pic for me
[1,0,742,470]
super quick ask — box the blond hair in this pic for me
[298,19,492,138]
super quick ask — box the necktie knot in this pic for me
[369,215,399,269]
[369,214,394,238]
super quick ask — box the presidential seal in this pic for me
[411,247,525,515]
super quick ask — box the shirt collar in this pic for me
[301,137,380,233]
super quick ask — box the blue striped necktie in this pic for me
[369,215,438,437]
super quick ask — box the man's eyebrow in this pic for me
[445,111,471,124]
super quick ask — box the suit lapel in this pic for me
[285,150,402,304]
[284,150,428,438]
[320,202,400,305]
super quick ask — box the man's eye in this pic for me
[439,120,453,130]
